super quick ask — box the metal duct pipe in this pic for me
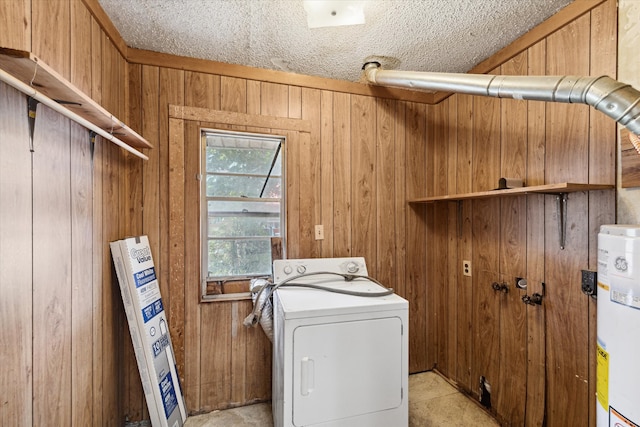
[363,62,640,136]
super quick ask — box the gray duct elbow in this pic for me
[580,76,640,135]
[363,62,640,136]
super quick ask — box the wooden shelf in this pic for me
[409,182,614,203]
[410,182,614,249]
[0,47,152,149]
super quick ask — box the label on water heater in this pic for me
[599,247,610,282]
[610,406,639,427]
[609,251,640,310]
[610,289,640,310]
[596,343,609,410]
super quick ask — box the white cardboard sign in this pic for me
[111,235,187,427]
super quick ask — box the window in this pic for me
[201,130,285,298]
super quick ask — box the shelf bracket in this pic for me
[557,193,568,249]
[27,96,38,152]
[89,131,97,160]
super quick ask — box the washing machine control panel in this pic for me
[273,257,368,283]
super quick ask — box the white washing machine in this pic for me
[271,257,408,427]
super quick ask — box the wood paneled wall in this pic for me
[0,0,138,426]
[422,1,617,426]
[126,3,616,425]
[0,0,618,426]
[127,66,428,414]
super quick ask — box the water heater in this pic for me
[597,225,640,427]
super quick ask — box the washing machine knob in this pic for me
[283,265,293,275]
[346,262,359,273]
[296,265,307,274]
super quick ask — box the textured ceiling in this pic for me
[98,0,573,82]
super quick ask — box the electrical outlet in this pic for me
[315,225,324,240]
[463,260,472,277]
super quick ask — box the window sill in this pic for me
[201,292,252,303]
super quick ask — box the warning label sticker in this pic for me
[610,289,640,310]
[598,282,610,291]
[597,343,609,410]
[610,406,639,427]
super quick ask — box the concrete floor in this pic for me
[185,371,499,427]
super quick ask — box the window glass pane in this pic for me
[207,174,261,198]
[207,239,272,277]
[208,200,281,214]
[272,153,282,173]
[206,146,281,175]
[206,175,281,198]
[262,177,281,198]
[208,215,281,238]
[207,200,281,238]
